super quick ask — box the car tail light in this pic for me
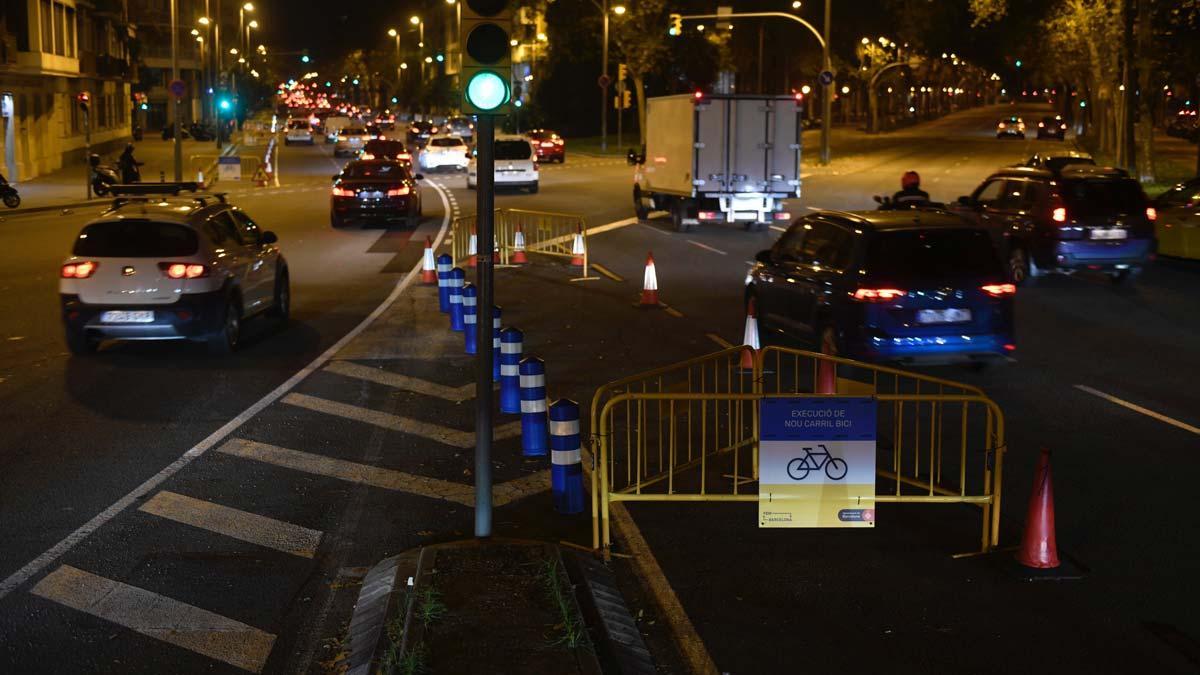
[981,283,1016,297]
[554,139,563,145]
[1146,207,1157,221]
[540,142,555,148]
[853,288,905,302]
[360,153,375,160]
[532,162,539,172]
[430,127,439,133]
[1052,207,1067,223]
[698,211,721,220]
[332,186,355,197]
[1060,124,1068,129]
[386,186,410,197]
[998,122,1006,129]
[61,261,98,279]
[773,212,792,221]
[1038,122,1045,128]
[1004,343,1016,352]
[160,263,208,279]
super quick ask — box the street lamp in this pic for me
[791,0,802,8]
[246,19,258,67]
[613,4,626,15]
[239,2,254,67]
[409,16,424,81]
[388,29,402,90]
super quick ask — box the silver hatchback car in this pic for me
[59,185,290,355]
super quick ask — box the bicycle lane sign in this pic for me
[758,397,877,528]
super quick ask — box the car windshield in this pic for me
[866,229,1001,280]
[1043,157,1095,172]
[1060,179,1145,216]
[495,141,532,160]
[430,138,463,148]
[341,162,409,179]
[73,220,199,257]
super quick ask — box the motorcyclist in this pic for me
[892,170,931,206]
[117,143,143,183]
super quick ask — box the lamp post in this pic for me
[388,28,402,95]
[239,3,254,68]
[599,0,609,152]
[245,19,257,69]
[410,15,424,82]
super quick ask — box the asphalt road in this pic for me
[2,104,1198,673]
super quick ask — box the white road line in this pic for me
[324,361,475,402]
[769,225,787,233]
[281,392,522,448]
[31,565,276,673]
[138,491,322,559]
[0,183,455,601]
[1074,385,1200,436]
[686,240,727,256]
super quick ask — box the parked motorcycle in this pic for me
[160,124,191,141]
[0,177,19,209]
[187,123,215,141]
[89,154,120,197]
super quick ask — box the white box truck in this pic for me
[630,93,803,231]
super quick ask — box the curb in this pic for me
[344,550,420,675]
[564,550,657,675]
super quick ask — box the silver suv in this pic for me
[59,185,289,355]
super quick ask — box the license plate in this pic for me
[101,310,154,323]
[1090,228,1127,240]
[916,309,971,324]
[359,191,383,200]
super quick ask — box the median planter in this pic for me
[382,540,602,675]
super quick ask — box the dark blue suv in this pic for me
[747,210,1015,365]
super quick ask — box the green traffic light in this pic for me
[219,99,232,111]
[466,71,508,111]
[301,55,310,63]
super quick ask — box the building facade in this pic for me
[1,0,134,181]
[126,0,203,131]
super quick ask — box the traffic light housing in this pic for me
[617,63,627,83]
[669,13,682,36]
[77,91,90,112]
[622,89,631,109]
[460,0,512,115]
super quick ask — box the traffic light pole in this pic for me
[171,0,183,181]
[474,114,496,539]
[600,0,609,153]
[821,0,831,165]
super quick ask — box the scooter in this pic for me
[0,178,19,208]
[187,123,215,142]
[89,154,120,197]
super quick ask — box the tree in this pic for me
[610,0,670,145]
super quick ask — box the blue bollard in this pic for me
[549,399,585,515]
[462,283,478,354]
[448,267,466,332]
[436,253,453,313]
[500,328,523,414]
[492,306,502,382]
[519,356,548,456]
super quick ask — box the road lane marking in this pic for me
[216,438,476,505]
[281,392,521,447]
[1074,385,1200,436]
[638,223,673,236]
[492,470,554,507]
[0,183,455,601]
[686,240,727,256]
[138,491,322,559]
[323,361,475,402]
[769,225,787,233]
[706,333,734,349]
[31,565,276,673]
[663,306,685,318]
[590,262,625,282]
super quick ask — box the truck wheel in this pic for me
[670,200,690,232]
[633,186,649,220]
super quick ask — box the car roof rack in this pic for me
[106,184,229,212]
[1058,165,1129,178]
[106,182,201,196]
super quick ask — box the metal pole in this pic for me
[84,108,91,199]
[820,0,831,165]
[616,83,623,149]
[215,0,222,149]
[171,0,182,181]
[474,114,495,539]
[601,0,609,152]
[419,22,425,83]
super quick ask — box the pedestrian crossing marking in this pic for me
[31,565,276,673]
[138,491,322,559]
[281,392,521,448]
[324,361,475,402]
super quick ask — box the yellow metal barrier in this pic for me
[451,209,588,275]
[589,346,1006,556]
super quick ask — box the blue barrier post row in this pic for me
[549,399,585,515]
[500,328,523,414]
[519,356,548,457]
[492,306,501,382]
[448,267,465,332]
[463,283,478,354]
[436,253,452,313]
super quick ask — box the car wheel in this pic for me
[3,193,20,209]
[1109,269,1132,285]
[528,183,539,194]
[633,185,650,220]
[467,180,476,190]
[268,269,290,320]
[330,210,345,229]
[207,298,241,355]
[65,328,97,356]
[1008,247,1031,286]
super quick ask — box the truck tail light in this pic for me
[61,261,98,279]
[853,288,905,302]
[1146,207,1157,221]
[160,263,208,279]
[773,212,792,221]
[1052,206,1067,223]
[981,283,1016,297]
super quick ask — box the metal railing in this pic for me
[451,209,588,275]
[589,346,1006,556]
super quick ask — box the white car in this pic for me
[59,187,289,355]
[419,135,470,172]
[284,119,314,145]
[334,127,369,157]
[323,115,353,143]
[467,135,539,193]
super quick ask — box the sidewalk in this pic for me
[3,137,239,216]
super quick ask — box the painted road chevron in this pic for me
[323,360,477,402]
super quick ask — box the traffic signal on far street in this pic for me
[460,0,512,115]
[617,63,628,82]
[76,91,90,112]
[623,89,632,109]
[669,13,682,36]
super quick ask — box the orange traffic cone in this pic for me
[1017,449,1060,569]
[512,224,528,264]
[740,298,760,369]
[570,225,586,266]
[421,237,437,285]
[640,252,659,306]
[468,227,478,268]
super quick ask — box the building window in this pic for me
[65,7,76,58]
[40,0,53,53]
[52,2,65,56]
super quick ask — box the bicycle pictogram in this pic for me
[786,444,848,481]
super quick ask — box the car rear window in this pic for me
[343,128,367,136]
[342,162,409,179]
[430,138,463,148]
[495,140,532,160]
[866,229,1001,280]
[1060,179,1145,216]
[365,141,406,156]
[1044,157,1094,172]
[73,220,199,257]
[288,120,308,129]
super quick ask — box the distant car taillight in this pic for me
[332,186,355,197]
[981,283,1016,297]
[160,263,208,279]
[540,142,555,148]
[386,187,410,197]
[853,288,905,302]
[1052,207,1067,223]
[61,261,98,279]
[360,153,375,160]
[1146,207,1157,221]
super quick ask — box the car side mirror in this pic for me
[956,195,974,207]
[873,195,884,204]
[261,231,278,244]
[414,173,424,181]
[755,249,773,264]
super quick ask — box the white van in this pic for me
[323,115,353,143]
